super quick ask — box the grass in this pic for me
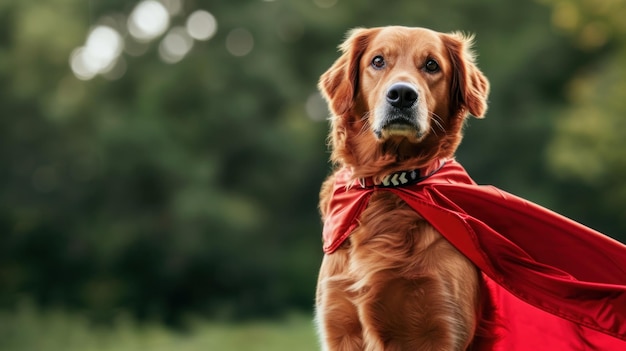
[0,302,319,351]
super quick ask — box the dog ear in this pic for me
[442,32,490,118]
[318,28,374,117]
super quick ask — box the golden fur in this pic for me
[315,26,491,350]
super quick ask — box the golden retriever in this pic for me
[315,26,490,350]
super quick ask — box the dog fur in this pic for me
[315,26,490,351]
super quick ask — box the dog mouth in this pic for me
[374,113,425,141]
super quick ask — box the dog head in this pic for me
[319,26,489,179]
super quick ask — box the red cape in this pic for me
[323,160,626,350]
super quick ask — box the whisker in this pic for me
[429,125,438,137]
[355,111,372,138]
[429,112,445,134]
[359,111,371,123]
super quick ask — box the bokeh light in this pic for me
[161,0,183,16]
[85,25,123,68]
[128,0,170,42]
[70,25,123,80]
[70,47,95,80]
[305,92,329,121]
[226,28,254,57]
[69,2,218,79]
[186,10,217,41]
[159,26,194,64]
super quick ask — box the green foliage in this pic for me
[0,300,318,351]
[540,0,626,235]
[0,0,624,326]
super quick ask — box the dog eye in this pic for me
[424,59,440,73]
[371,56,386,69]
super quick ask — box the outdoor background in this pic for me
[1,0,625,350]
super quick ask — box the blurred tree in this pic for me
[542,0,626,236]
[0,0,624,324]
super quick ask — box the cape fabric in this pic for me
[322,160,626,350]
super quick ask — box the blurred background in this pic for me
[1,0,625,349]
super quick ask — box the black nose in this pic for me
[386,83,418,109]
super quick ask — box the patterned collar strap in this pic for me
[357,160,447,189]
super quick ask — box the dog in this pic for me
[315,26,490,350]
